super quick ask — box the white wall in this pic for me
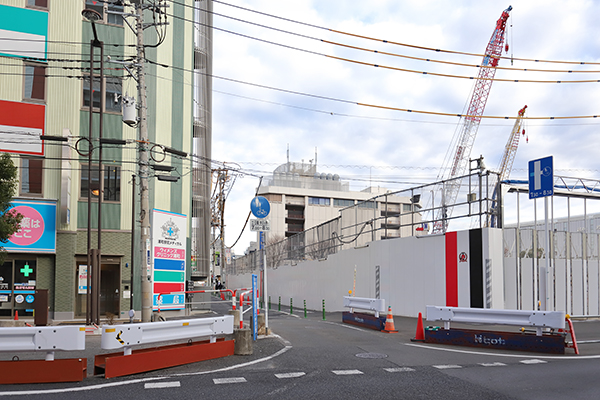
[227,228,503,317]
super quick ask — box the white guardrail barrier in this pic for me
[101,315,234,355]
[343,296,386,317]
[426,306,566,335]
[0,326,86,360]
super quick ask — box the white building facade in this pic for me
[257,162,423,245]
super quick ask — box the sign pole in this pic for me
[528,156,553,311]
[250,196,271,337]
[262,232,269,334]
[543,196,551,310]
[252,273,257,341]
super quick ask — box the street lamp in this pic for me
[82,8,104,325]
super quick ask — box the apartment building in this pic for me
[0,0,199,321]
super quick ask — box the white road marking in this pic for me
[405,342,596,360]
[213,377,247,384]
[275,372,306,379]
[384,367,415,372]
[332,369,363,375]
[520,359,547,365]
[479,362,507,367]
[433,364,462,369]
[323,321,367,332]
[144,382,181,389]
[0,343,293,396]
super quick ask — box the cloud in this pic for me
[211,0,600,253]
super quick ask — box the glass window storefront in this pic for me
[0,259,37,317]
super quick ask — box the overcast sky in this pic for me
[209,0,600,254]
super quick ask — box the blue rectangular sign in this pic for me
[152,294,185,309]
[528,156,554,199]
[154,258,185,271]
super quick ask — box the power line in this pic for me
[163,8,600,84]
[145,57,600,121]
[166,0,600,74]
[210,0,600,66]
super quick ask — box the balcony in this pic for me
[381,216,401,227]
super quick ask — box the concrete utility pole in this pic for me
[135,2,153,323]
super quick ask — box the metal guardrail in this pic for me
[0,326,86,360]
[101,316,233,355]
[343,296,386,318]
[426,305,565,335]
[0,326,88,384]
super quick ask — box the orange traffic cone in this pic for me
[382,306,398,333]
[14,311,18,321]
[411,312,425,342]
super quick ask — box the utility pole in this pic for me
[219,170,226,279]
[135,2,152,323]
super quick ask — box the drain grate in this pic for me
[355,352,388,359]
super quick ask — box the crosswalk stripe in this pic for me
[433,364,462,369]
[479,362,507,367]
[520,359,547,365]
[332,369,363,375]
[145,382,181,389]
[213,377,247,384]
[275,372,306,379]
[384,367,415,372]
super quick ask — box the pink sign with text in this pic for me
[10,206,44,246]
[154,246,185,260]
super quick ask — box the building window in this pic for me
[84,0,124,25]
[20,158,43,196]
[264,194,282,203]
[26,0,48,9]
[80,164,121,202]
[358,201,377,209]
[308,197,330,206]
[24,64,46,101]
[333,198,354,207]
[403,204,412,213]
[83,76,122,113]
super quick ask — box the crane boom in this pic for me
[498,105,527,182]
[488,105,527,227]
[433,5,512,234]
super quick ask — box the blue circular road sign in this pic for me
[250,196,270,219]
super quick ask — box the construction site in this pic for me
[224,6,600,319]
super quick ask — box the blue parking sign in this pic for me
[528,156,553,199]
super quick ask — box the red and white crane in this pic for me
[433,5,512,234]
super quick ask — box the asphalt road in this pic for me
[1,307,599,399]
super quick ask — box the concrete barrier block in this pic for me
[234,328,253,355]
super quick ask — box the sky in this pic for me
[209,0,600,254]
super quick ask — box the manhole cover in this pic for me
[355,352,388,359]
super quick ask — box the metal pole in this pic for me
[517,191,521,309]
[136,3,153,322]
[95,40,104,325]
[263,235,268,334]
[86,38,94,326]
[542,196,550,310]
[130,174,136,312]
